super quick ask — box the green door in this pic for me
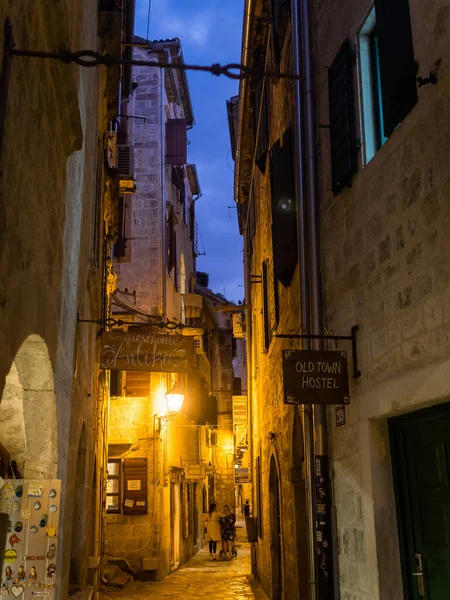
[390,404,450,599]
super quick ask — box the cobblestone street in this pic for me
[100,520,268,599]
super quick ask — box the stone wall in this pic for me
[105,374,211,579]
[245,26,310,599]
[313,0,450,597]
[0,0,104,596]
[114,47,196,322]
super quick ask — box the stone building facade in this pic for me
[315,0,450,598]
[103,40,223,580]
[233,0,450,599]
[231,2,311,598]
[0,0,133,598]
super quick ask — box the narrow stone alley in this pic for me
[100,519,267,599]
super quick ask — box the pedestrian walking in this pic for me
[243,499,250,517]
[203,503,222,560]
[220,504,236,559]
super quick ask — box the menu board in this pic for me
[0,480,61,599]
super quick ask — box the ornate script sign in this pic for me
[100,331,195,372]
[282,350,350,405]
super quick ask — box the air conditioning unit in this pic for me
[193,335,204,354]
[117,144,134,177]
[232,312,246,339]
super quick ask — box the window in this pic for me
[358,9,387,163]
[358,1,417,163]
[106,459,121,513]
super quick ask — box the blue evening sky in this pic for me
[135,0,244,303]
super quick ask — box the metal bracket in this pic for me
[275,324,361,379]
[78,316,184,331]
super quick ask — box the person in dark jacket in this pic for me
[220,504,236,559]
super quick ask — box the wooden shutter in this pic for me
[166,119,187,165]
[270,127,298,287]
[374,0,417,137]
[113,196,127,258]
[256,455,263,539]
[328,40,357,195]
[254,82,269,173]
[167,205,176,272]
[273,0,291,63]
[117,144,134,177]
[123,458,147,515]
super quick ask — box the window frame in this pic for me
[357,7,387,165]
[106,458,122,514]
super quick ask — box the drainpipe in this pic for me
[291,0,316,597]
[293,0,335,597]
[159,65,167,320]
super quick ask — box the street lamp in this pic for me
[165,383,185,414]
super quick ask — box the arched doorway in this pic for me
[269,455,283,600]
[292,408,309,597]
[69,424,87,589]
[0,335,58,478]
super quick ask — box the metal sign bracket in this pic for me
[275,324,361,379]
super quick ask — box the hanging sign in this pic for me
[233,395,248,448]
[235,467,249,483]
[100,331,195,372]
[282,350,350,405]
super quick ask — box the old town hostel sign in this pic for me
[100,331,195,373]
[282,350,350,405]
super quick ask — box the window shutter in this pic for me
[167,205,176,273]
[273,0,291,63]
[166,119,187,165]
[328,40,357,195]
[254,82,269,173]
[117,144,134,177]
[374,0,417,137]
[123,458,147,515]
[270,127,298,288]
[113,196,127,258]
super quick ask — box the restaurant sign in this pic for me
[282,350,350,405]
[100,331,195,373]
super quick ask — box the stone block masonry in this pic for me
[315,0,450,597]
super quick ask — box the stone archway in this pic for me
[0,335,58,478]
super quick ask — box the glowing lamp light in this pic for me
[165,384,185,414]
